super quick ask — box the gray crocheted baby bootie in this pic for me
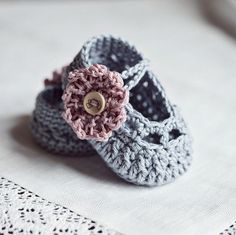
[62,35,193,186]
[30,68,95,156]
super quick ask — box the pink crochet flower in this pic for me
[44,66,67,87]
[62,64,129,141]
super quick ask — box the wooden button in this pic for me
[83,91,105,116]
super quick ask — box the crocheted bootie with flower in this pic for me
[62,35,193,186]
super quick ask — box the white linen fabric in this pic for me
[0,0,236,234]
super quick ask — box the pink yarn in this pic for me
[44,66,66,87]
[62,64,129,141]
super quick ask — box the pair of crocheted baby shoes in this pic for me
[31,35,192,186]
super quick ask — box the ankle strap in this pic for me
[67,35,149,91]
[122,59,149,91]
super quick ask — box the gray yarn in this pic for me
[31,35,192,186]
[31,87,95,156]
[70,35,193,186]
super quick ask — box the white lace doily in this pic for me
[220,221,236,235]
[0,177,122,235]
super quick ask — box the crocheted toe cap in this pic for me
[91,106,192,186]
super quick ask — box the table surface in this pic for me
[0,1,236,234]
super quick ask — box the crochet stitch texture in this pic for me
[31,35,192,186]
[67,35,193,186]
[31,84,95,156]
[62,64,128,141]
